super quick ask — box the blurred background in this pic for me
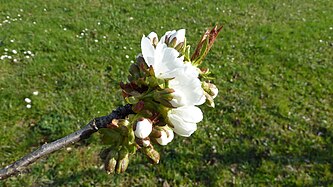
[0,0,332,186]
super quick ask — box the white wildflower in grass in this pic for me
[167,106,203,137]
[33,91,39,95]
[0,55,7,60]
[24,98,31,103]
[12,50,17,54]
[125,55,129,59]
[13,59,18,63]
[26,104,31,109]
[134,118,153,139]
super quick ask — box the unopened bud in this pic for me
[202,82,218,99]
[155,126,174,146]
[129,63,140,78]
[204,92,215,108]
[134,118,153,139]
[142,146,160,164]
[116,148,129,173]
[104,151,118,174]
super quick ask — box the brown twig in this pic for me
[0,104,134,180]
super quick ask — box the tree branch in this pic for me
[0,104,134,180]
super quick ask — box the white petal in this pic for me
[169,106,203,123]
[168,113,197,137]
[147,32,158,40]
[141,36,155,66]
[172,29,185,44]
[154,46,184,78]
[176,29,185,41]
[169,76,205,106]
[156,126,174,145]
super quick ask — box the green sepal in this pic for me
[125,96,139,104]
[99,128,123,147]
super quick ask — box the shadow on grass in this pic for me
[156,132,333,186]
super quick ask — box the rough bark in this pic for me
[0,104,134,180]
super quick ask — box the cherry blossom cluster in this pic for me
[100,26,222,174]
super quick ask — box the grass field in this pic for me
[1,0,332,186]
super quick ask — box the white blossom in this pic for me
[141,31,205,107]
[167,106,203,137]
[134,118,153,139]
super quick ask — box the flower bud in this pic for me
[134,118,153,139]
[191,25,223,65]
[204,92,215,108]
[202,82,218,99]
[142,146,160,164]
[116,148,129,173]
[155,126,174,146]
[104,150,118,174]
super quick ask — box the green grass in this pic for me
[1,0,332,186]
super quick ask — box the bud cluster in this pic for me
[100,26,222,173]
